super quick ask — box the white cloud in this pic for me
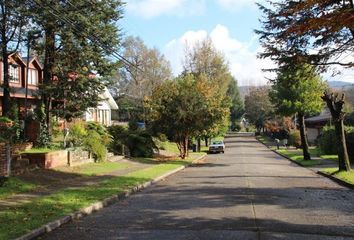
[126,0,206,19]
[217,0,263,11]
[164,24,276,86]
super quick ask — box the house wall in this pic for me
[85,102,112,126]
[307,127,321,145]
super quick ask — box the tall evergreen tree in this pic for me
[270,64,326,160]
[29,0,123,123]
[0,1,27,117]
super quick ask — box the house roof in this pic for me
[100,87,118,110]
[305,114,331,123]
[22,56,43,69]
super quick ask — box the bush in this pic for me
[107,125,127,155]
[69,121,87,147]
[232,123,242,132]
[273,129,289,140]
[318,127,337,155]
[84,130,108,162]
[288,131,301,148]
[108,125,157,158]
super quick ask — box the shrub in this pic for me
[107,125,127,155]
[273,129,289,140]
[108,124,157,158]
[69,121,87,147]
[288,131,301,148]
[124,131,157,157]
[318,127,337,155]
[83,130,107,162]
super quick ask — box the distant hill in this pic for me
[328,81,354,90]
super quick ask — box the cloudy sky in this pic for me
[121,0,353,86]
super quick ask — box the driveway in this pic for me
[40,135,354,240]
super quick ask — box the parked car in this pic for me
[209,140,225,153]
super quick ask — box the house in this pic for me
[0,52,42,117]
[1,52,118,128]
[305,108,331,144]
[84,87,118,126]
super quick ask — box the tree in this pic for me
[183,38,234,146]
[28,0,123,126]
[322,92,351,171]
[270,64,326,160]
[257,0,354,70]
[183,37,231,93]
[257,0,353,171]
[244,87,273,131]
[0,1,27,117]
[112,36,172,99]
[227,78,244,129]
[146,74,229,159]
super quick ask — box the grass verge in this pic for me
[277,149,322,166]
[56,162,131,176]
[0,178,39,200]
[320,168,354,185]
[0,154,204,239]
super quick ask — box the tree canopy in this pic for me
[111,36,172,100]
[256,0,354,70]
[146,74,230,159]
[244,87,274,130]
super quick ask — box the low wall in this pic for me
[24,150,68,169]
[68,149,94,166]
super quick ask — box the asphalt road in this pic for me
[40,135,354,240]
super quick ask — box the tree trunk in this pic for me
[197,138,201,152]
[42,24,55,133]
[322,92,351,172]
[1,12,10,117]
[205,137,208,147]
[298,113,311,160]
[334,120,351,171]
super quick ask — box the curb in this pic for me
[317,171,354,189]
[256,137,354,189]
[15,154,206,240]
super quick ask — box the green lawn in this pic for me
[161,141,180,154]
[0,178,39,200]
[0,155,203,239]
[321,168,354,185]
[56,162,131,175]
[277,149,322,166]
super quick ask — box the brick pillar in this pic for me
[0,143,8,176]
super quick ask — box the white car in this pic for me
[209,140,225,153]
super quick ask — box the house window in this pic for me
[28,69,38,85]
[9,64,20,83]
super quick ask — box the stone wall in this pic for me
[68,149,94,166]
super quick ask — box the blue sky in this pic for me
[121,0,353,86]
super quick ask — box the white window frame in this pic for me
[9,64,20,83]
[28,68,38,85]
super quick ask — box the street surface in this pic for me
[40,135,354,240]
